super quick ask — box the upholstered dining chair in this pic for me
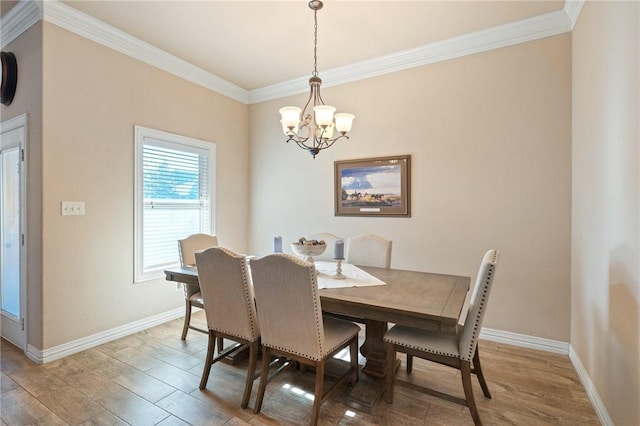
[249,253,360,426]
[346,234,392,268]
[195,247,260,408]
[177,233,219,340]
[383,249,499,426]
[310,232,343,262]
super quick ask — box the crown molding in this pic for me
[564,0,585,30]
[3,0,580,105]
[41,0,249,104]
[249,8,572,104]
[0,0,42,49]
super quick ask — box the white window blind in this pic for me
[134,126,215,282]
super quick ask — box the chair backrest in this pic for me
[178,233,219,266]
[250,253,326,361]
[310,232,343,262]
[346,234,392,268]
[458,249,499,361]
[195,247,260,342]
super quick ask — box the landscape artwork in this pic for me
[334,155,411,217]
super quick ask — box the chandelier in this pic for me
[279,0,355,158]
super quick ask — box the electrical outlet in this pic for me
[61,201,85,216]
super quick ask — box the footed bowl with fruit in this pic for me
[291,238,326,263]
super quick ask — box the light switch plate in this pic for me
[61,201,85,216]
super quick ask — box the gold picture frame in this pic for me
[334,155,411,217]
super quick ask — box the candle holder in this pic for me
[332,258,346,280]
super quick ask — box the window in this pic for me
[134,126,215,282]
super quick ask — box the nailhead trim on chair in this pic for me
[308,259,325,358]
[263,343,322,361]
[212,327,254,342]
[264,331,356,362]
[465,266,492,361]
[219,247,259,341]
[461,249,498,362]
[383,334,459,358]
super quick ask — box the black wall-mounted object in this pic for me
[1,52,18,106]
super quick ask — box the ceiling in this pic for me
[56,1,565,92]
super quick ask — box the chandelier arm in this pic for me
[293,137,316,151]
[290,129,310,145]
[300,85,315,120]
[293,139,308,149]
[315,85,325,106]
[321,134,349,150]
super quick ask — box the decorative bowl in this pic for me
[291,242,326,263]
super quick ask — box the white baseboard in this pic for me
[26,307,186,364]
[569,345,614,426]
[480,327,570,354]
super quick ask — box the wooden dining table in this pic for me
[164,263,470,410]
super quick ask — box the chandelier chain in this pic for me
[313,8,318,77]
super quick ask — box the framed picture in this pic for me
[334,155,411,217]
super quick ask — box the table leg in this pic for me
[360,319,388,379]
[346,319,400,412]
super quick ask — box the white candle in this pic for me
[334,240,344,259]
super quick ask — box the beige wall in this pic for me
[39,22,250,348]
[249,35,572,341]
[1,23,44,348]
[572,1,640,425]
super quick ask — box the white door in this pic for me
[1,114,26,350]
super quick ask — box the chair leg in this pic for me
[217,337,224,353]
[461,360,482,426]
[199,330,216,389]
[406,354,413,374]
[241,341,259,409]
[473,346,491,399]
[384,342,396,403]
[254,347,271,414]
[349,337,359,385]
[181,300,192,340]
[310,361,325,426]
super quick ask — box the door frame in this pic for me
[0,113,27,351]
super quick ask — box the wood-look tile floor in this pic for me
[1,311,600,425]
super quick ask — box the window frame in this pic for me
[134,125,216,283]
